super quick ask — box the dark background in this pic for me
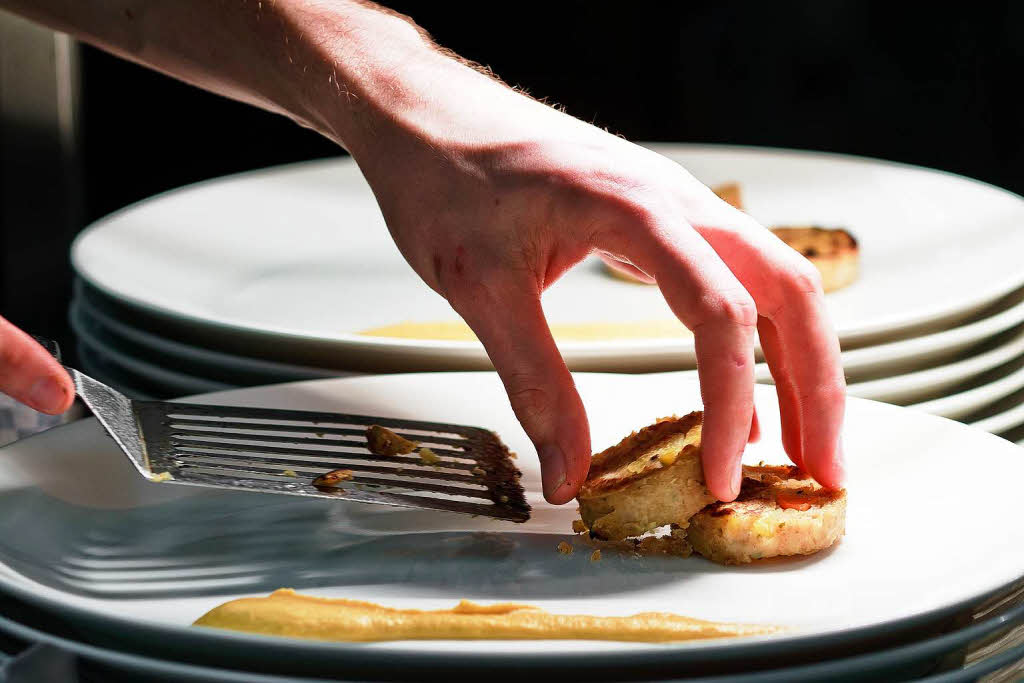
[6,1,1024,346]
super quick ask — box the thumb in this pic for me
[452,285,591,504]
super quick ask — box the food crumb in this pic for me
[312,469,354,486]
[281,469,297,478]
[590,549,602,562]
[366,425,417,456]
[150,471,174,483]
[471,466,486,476]
[557,541,574,555]
[572,519,588,534]
[418,448,441,465]
[498,494,509,503]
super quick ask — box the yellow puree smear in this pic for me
[359,320,692,342]
[194,589,777,643]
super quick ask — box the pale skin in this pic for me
[0,0,845,504]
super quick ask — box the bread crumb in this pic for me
[557,541,574,555]
[150,471,173,483]
[281,469,297,478]
[418,448,441,465]
[366,425,417,455]
[572,519,588,534]
[313,469,354,486]
[590,549,602,562]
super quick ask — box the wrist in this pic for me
[291,3,448,154]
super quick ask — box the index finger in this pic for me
[0,317,75,414]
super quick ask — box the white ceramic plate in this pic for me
[1,373,1022,664]
[843,325,1024,405]
[964,386,1024,434]
[908,355,1024,419]
[836,286,1024,381]
[74,285,1024,409]
[78,267,1024,385]
[71,144,1024,372]
[71,295,342,384]
[75,331,235,396]
[971,401,1024,435]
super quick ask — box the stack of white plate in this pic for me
[69,144,1024,442]
[2,375,1024,680]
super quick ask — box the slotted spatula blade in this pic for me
[51,346,529,522]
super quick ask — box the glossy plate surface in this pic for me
[0,373,1022,665]
[71,145,1024,371]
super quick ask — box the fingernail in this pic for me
[27,377,67,414]
[538,443,568,501]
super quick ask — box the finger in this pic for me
[693,208,846,489]
[0,317,74,414]
[605,217,756,502]
[748,406,761,443]
[768,291,846,489]
[757,317,804,469]
[598,252,656,284]
[450,283,591,505]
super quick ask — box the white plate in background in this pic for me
[74,287,1024,411]
[71,144,1024,372]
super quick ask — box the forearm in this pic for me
[1,0,449,152]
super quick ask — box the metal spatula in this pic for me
[40,339,530,522]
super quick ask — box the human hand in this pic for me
[0,2,841,500]
[0,317,75,415]
[340,53,846,506]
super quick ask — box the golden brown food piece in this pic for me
[366,425,418,456]
[312,469,354,487]
[712,182,744,210]
[194,588,779,642]
[557,541,574,555]
[687,465,847,565]
[770,226,859,293]
[577,413,714,541]
[417,448,441,465]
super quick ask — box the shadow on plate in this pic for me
[0,489,830,602]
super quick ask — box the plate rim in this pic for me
[72,291,340,381]
[2,374,1024,667]
[70,143,1024,358]
[1,586,1022,682]
[73,297,1024,415]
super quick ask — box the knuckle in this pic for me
[506,380,554,428]
[787,260,825,296]
[695,291,758,329]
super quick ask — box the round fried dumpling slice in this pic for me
[577,413,715,541]
[770,226,859,293]
[688,465,846,565]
